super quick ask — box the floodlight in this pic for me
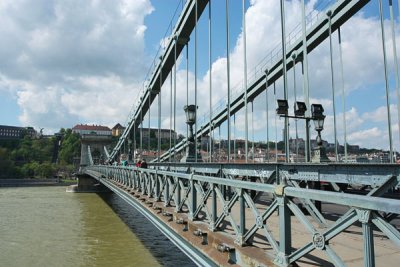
[276,99,289,116]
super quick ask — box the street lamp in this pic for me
[294,101,307,117]
[128,138,132,162]
[181,105,202,162]
[311,104,326,146]
[276,100,328,163]
[184,105,196,141]
[310,104,328,162]
[276,99,289,116]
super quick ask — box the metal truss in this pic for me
[156,0,370,163]
[85,164,400,266]
[109,0,210,161]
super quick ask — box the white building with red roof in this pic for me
[72,124,112,136]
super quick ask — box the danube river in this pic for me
[0,186,195,267]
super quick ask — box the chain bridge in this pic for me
[79,0,400,266]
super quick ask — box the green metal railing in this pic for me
[85,164,400,266]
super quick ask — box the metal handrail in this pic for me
[85,164,400,266]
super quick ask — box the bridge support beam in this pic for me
[274,185,291,266]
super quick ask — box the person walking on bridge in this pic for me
[135,159,142,168]
[141,159,148,169]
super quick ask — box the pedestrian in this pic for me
[136,159,142,168]
[141,159,148,169]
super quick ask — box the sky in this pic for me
[0,0,400,151]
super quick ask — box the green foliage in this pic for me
[58,129,80,164]
[36,162,56,178]
[0,128,80,178]
[8,135,53,164]
[0,147,19,178]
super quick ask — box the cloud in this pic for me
[0,0,153,133]
[2,0,399,152]
[347,127,383,144]
[187,0,400,150]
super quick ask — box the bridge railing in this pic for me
[86,164,400,266]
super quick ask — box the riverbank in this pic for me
[0,178,77,187]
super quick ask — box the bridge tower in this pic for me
[80,134,112,167]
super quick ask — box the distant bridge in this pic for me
[81,0,400,266]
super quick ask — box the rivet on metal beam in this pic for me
[217,243,234,253]
[162,210,173,217]
[152,204,162,210]
[175,218,187,225]
[193,229,208,245]
[193,229,207,237]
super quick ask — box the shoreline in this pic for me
[0,178,77,188]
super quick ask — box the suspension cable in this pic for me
[243,0,249,163]
[233,113,236,162]
[301,0,311,162]
[209,0,213,163]
[186,43,189,149]
[158,73,162,162]
[140,109,143,154]
[219,126,221,161]
[292,53,299,162]
[226,0,231,163]
[133,120,136,161]
[173,38,177,162]
[195,0,198,162]
[274,82,278,162]
[265,70,269,163]
[148,89,151,153]
[327,10,338,161]
[280,0,289,162]
[379,0,394,163]
[170,71,173,162]
[338,27,348,162]
[389,0,400,152]
[251,100,255,163]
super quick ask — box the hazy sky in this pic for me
[0,0,399,150]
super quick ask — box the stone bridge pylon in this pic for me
[80,134,112,167]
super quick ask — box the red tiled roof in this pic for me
[112,123,125,130]
[72,124,111,131]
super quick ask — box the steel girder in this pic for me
[109,0,210,162]
[157,0,370,163]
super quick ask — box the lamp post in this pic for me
[311,104,329,163]
[181,105,202,162]
[276,100,329,163]
[128,138,132,162]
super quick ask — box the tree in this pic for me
[36,162,56,178]
[0,147,18,178]
[58,129,80,164]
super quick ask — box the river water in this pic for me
[0,186,195,267]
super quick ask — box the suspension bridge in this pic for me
[78,0,400,266]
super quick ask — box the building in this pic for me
[112,123,125,136]
[72,124,112,136]
[0,125,37,139]
[140,128,177,141]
